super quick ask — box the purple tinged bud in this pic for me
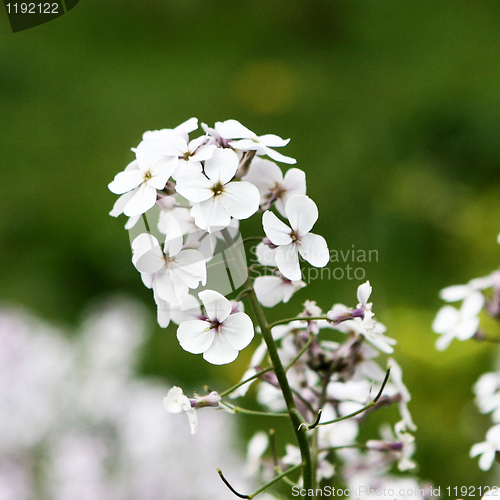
[262,237,278,249]
[190,391,222,408]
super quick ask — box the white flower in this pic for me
[394,421,416,471]
[282,444,333,482]
[175,148,260,232]
[254,275,306,308]
[177,290,254,365]
[433,290,484,350]
[164,386,198,435]
[215,119,297,164]
[355,281,376,332]
[108,140,178,217]
[474,372,500,422]
[327,284,396,355]
[159,134,216,179]
[242,157,306,214]
[388,358,416,431]
[142,117,199,142]
[132,216,207,306]
[229,341,268,399]
[439,274,496,302]
[367,422,416,471]
[244,432,269,476]
[470,424,500,471]
[262,195,329,281]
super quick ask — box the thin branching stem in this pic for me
[315,368,391,428]
[220,402,289,418]
[268,316,331,330]
[218,463,304,499]
[219,365,274,398]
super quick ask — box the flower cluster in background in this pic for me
[433,233,500,472]
[0,297,245,500]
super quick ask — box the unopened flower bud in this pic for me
[190,391,222,408]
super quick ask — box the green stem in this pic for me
[246,279,314,492]
[219,332,313,399]
[219,365,274,398]
[316,368,391,427]
[141,213,151,233]
[220,402,289,418]
[248,463,303,499]
[221,228,314,494]
[243,236,265,244]
[218,463,303,499]
[268,316,331,330]
[285,332,314,371]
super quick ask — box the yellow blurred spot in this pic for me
[234,60,297,115]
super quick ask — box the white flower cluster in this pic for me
[433,233,500,471]
[108,118,330,365]
[0,299,245,500]
[109,119,430,495]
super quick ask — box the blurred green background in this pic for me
[2,0,500,493]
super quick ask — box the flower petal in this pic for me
[357,281,372,307]
[219,312,254,350]
[136,140,165,170]
[258,134,290,148]
[285,195,318,235]
[204,148,239,185]
[175,171,214,203]
[110,191,134,217]
[216,119,255,139]
[461,291,485,318]
[203,333,239,365]
[154,269,189,305]
[123,183,158,217]
[262,211,292,246]
[191,197,231,233]
[221,181,260,220]
[275,244,301,281]
[432,306,459,334]
[108,168,144,194]
[161,214,184,257]
[177,319,215,354]
[254,276,288,308]
[198,289,232,322]
[298,233,329,268]
[171,249,207,287]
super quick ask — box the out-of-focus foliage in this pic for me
[2,0,500,491]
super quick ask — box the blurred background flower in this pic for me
[0,297,245,499]
[2,0,500,491]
